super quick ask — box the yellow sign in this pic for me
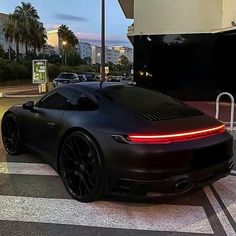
[33,60,48,84]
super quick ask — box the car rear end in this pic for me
[105,119,233,198]
[95,85,233,198]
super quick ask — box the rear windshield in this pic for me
[98,86,182,112]
[58,73,75,79]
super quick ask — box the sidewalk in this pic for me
[0,84,45,97]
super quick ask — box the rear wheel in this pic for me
[59,131,105,202]
[2,113,22,155]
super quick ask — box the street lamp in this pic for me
[97,52,101,64]
[62,41,67,66]
[101,0,105,81]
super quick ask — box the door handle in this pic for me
[47,122,56,128]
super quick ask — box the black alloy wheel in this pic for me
[59,131,105,202]
[2,113,22,155]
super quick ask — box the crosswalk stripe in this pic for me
[213,176,236,231]
[0,162,58,176]
[0,195,213,234]
[204,186,235,235]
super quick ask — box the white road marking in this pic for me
[204,186,235,235]
[213,176,236,228]
[0,195,213,234]
[0,162,58,176]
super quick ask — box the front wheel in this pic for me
[2,113,22,155]
[59,131,105,202]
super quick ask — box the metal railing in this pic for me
[215,92,235,131]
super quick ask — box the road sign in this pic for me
[32,60,48,84]
[100,66,109,75]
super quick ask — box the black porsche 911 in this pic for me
[1,82,233,202]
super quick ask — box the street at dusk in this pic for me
[0,96,235,235]
[1,0,236,235]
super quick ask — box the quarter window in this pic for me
[36,88,77,110]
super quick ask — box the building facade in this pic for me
[112,46,133,63]
[0,13,8,52]
[46,28,61,54]
[91,45,121,65]
[119,0,236,100]
[79,42,92,59]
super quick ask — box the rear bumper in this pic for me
[93,130,233,198]
[110,159,233,198]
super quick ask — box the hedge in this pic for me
[0,58,96,85]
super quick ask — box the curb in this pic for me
[3,94,45,98]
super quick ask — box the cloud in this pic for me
[45,24,61,30]
[75,32,132,47]
[54,14,88,22]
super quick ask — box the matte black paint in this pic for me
[133,31,236,100]
[2,83,233,198]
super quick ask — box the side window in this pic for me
[37,88,77,110]
[70,93,98,111]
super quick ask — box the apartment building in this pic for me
[112,46,133,63]
[91,45,121,65]
[79,42,92,59]
[46,28,61,54]
[119,0,236,100]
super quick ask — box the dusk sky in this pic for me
[0,0,133,47]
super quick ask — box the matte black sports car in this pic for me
[1,82,233,202]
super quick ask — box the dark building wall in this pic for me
[134,31,236,100]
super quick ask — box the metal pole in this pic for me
[101,0,105,81]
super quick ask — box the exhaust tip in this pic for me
[174,179,192,192]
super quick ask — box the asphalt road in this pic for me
[0,97,236,236]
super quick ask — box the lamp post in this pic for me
[62,41,67,66]
[101,0,105,81]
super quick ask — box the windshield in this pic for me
[58,73,76,79]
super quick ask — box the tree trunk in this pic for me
[33,46,37,56]
[16,42,19,61]
[25,42,28,57]
[8,42,11,60]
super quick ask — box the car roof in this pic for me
[66,82,132,92]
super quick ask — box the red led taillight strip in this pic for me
[127,124,225,144]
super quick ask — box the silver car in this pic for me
[53,72,80,87]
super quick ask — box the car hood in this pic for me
[54,78,73,82]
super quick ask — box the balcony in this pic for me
[127,25,134,45]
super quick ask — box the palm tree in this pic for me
[14,2,39,56]
[3,14,21,61]
[58,24,79,65]
[58,24,69,42]
[32,25,47,55]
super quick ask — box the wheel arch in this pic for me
[57,127,105,173]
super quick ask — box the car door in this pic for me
[23,87,76,158]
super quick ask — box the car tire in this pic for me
[59,131,105,202]
[1,113,22,155]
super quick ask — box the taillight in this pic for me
[125,124,225,144]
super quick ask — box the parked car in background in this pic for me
[84,72,97,81]
[53,72,80,87]
[77,74,87,82]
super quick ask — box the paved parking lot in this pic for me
[0,97,236,235]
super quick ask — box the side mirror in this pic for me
[23,101,34,111]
